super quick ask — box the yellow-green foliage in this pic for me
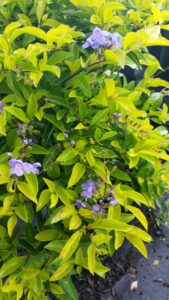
[0,0,169,299]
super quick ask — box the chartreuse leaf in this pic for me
[49,283,64,295]
[93,161,111,184]
[60,276,78,300]
[115,232,124,250]
[35,230,59,241]
[87,244,96,275]
[0,256,26,279]
[68,162,86,187]
[37,0,46,24]
[1,280,23,300]
[27,94,38,119]
[50,193,58,208]
[50,261,74,281]
[4,106,29,123]
[91,108,109,125]
[10,26,46,42]
[15,205,29,223]
[86,149,96,167]
[17,182,37,204]
[21,268,40,280]
[0,36,9,53]
[48,51,72,64]
[69,214,82,230]
[36,189,51,211]
[57,147,78,162]
[44,178,56,193]
[94,261,109,278]
[89,219,131,232]
[74,75,91,98]
[114,184,149,206]
[112,169,131,181]
[126,205,148,230]
[129,227,152,242]
[24,173,38,196]
[92,234,112,246]
[0,195,13,217]
[125,233,148,258]
[31,144,49,155]
[7,214,17,237]
[58,230,83,262]
[17,173,39,204]
[49,205,76,224]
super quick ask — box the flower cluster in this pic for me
[9,158,41,176]
[81,179,97,200]
[82,27,122,50]
[74,179,118,215]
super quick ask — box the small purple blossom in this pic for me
[74,199,87,209]
[31,163,41,174]
[0,101,4,114]
[92,204,104,214]
[82,27,122,50]
[64,133,69,139]
[81,179,96,200]
[9,159,24,176]
[70,140,75,146]
[109,199,118,206]
[8,158,41,177]
[111,32,122,49]
[22,139,32,145]
[113,113,123,119]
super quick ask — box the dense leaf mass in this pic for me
[0,0,169,299]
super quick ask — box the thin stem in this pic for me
[62,59,105,85]
[153,65,169,78]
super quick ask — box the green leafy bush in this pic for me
[0,0,169,299]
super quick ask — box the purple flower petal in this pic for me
[74,199,87,209]
[92,204,104,214]
[111,32,122,49]
[82,27,122,50]
[22,162,33,174]
[10,163,24,176]
[109,199,118,206]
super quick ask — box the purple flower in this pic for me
[111,32,122,49]
[31,163,41,174]
[70,140,75,146]
[9,159,24,177]
[109,199,118,206]
[64,133,69,139]
[0,101,4,114]
[22,139,32,145]
[8,159,41,176]
[22,162,33,174]
[92,204,104,214]
[113,113,123,119]
[81,179,96,200]
[74,199,87,209]
[82,27,122,50]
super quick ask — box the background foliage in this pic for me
[0,0,169,299]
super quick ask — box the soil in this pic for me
[73,209,168,300]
